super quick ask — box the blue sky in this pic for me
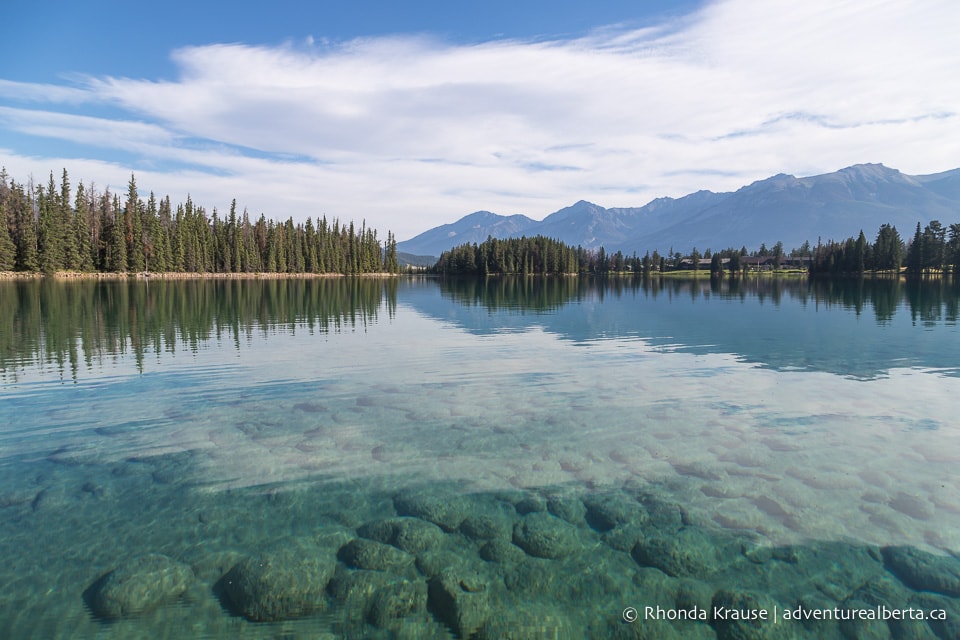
[2,0,958,240]
[4,1,697,82]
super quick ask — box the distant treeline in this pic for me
[435,220,960,276]
[809,221,960,275]
[435,236,580,275]
[0,168,400,274]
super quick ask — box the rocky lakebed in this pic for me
[3,448,956,640]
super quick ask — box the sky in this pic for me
[1,0,958,241]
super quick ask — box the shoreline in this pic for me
[0,271,401,281]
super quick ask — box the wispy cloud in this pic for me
[1,0,958,239]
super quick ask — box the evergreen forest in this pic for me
[435,221,960,276]
[0,169,400,275]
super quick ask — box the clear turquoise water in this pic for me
[1,276,958,638]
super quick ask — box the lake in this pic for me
[1,275,959,639]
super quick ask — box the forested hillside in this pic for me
[0,169,400,275]
[436,220,960,276]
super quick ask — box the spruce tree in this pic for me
[0,198,15,271]
[906,222,923,274]
[60,169,82,270]
[95,189,113,271]
[73,182,94,271]
[38,174,64,273]
[158,195,174,271]
[384,231,399,273]
[109,194,128,272]
[171,204,185,272]
[229,199,243,272]
[125,175,145,272]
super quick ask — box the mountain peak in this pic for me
[837,163,898,178]
[397,210,537,256]
[396,163,960,260]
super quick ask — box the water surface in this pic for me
[1,276,958,638]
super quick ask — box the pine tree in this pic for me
[874,224,903,272]
[229,199,243,272]
[125,175,145,272]
[285,218,301,273]
[95,188,113,271]
[254,214,269,271]
[60,169,82,270]
[383,231,399,273]
[73,182,94,271]
[0,168,19,271]
[38,173,64,273]
[922,220,946,272]
[906,222,923,274]
[854,231,867,274]
[211,207,227,272]
[158,195,174,271]
[304,217,318,272]
[143,192,164,272]
[0,194,15,271]
[109,194,128,272]
[243,210,259,272]
[266,221,280,272]
[171,204,185,272]
[196,204,213,272]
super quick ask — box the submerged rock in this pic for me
[638,493,687,530]
[415,550,464,578]
[394,518,446,554]
[546,493,587,525]
[357,519,398,545]
[358,517,445,554]
[602,523,646,552]
[512,513,581,559]
[222,539,335,622]
[514,494,547,515]
[427,569,491,638]
[479,539,526,564]
[339,538,415,573]
[88,554,193,619]
[632,528,722,578]
[882,546,960,597]
[461,512,513,541]
[583,492,647,532]
[394,490,469,532]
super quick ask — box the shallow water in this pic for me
[1,276,959,639]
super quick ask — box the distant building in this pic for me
[679,257,728,268]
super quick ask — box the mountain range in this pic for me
[397,164,960,260]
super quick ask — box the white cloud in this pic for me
[0,79,93,104]
[1,0,958,241]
